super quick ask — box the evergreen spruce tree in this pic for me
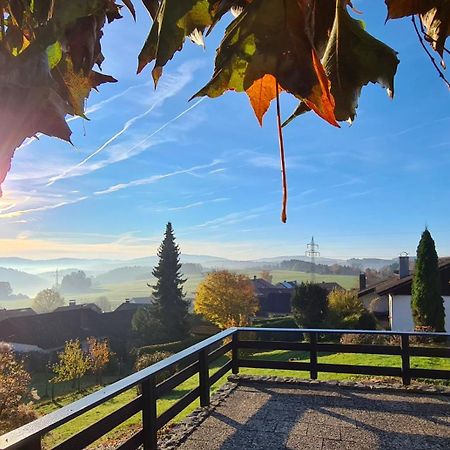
[411,229,445,331]
[151,222,189,339]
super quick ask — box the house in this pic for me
[54,300,102,314]
[0,308,102,351]
[359,256,450,331]
[0,307,138,354]
[251,277,292,316]
[0,307,36,322]
[115,297,152,312]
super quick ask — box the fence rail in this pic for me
[1,328,449,450]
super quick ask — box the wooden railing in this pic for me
[1,328,449,450]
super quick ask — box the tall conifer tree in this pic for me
[151,222,189,339]
[411,229,445,331]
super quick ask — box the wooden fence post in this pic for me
[142,376,157,450]
[22,438,42,450]
[232,331,239,375]
[310,331,318,380]
[199,348,210,407]
[401,334,411,385]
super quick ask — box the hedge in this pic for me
[137,336,203,357]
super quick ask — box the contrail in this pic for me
[46,101,162,186]
[47,97,205,186]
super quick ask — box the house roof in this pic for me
[0,309,101,349]
[276,281,297,289]
[359,257,450,298]
[317,281,344,292]
[54,303,102,313]
[0,307,137,350]
[0,308,36,322]
[251,278,277,291]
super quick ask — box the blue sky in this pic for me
[0,1,449,261]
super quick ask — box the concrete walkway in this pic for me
[176,380,450,450]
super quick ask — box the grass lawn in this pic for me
[33,349,449,449]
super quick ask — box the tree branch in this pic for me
[412,15,450,89]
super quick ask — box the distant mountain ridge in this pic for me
[0,254,397,273]
[0,254,399,300]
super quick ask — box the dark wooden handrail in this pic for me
[0,327,448,450]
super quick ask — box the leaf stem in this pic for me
[276,80,288,223]
[412,16,450,89]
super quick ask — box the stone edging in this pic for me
[228,373,450,396]
[158,374,450,449]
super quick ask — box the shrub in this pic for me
[327,289,377,330]
[253,316,299,341]
[292,283,328,329]
[339,333,399,346]
[134,351,174,385]
[137,336,202,358]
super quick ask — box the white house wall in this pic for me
[390,294,450,332]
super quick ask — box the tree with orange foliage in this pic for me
[87,338,112,385]
[194,270,259,329]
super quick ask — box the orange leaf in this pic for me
[246,74,283,126]
[303,49,340,128]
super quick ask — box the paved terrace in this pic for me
[166,377,450,450]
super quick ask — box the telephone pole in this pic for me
[306,236,320,283]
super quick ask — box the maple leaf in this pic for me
[137,0,214,85]
[385,0,437,18]
[53,56,117,117]
[286,1,399,125]
[65,15,106,75]
[0,50,71,193]
[385,0,449,63]
[193,0,338,127]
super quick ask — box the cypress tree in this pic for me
[151,222,189,339]
[411,229,445,331]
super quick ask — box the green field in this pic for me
[1,270,358,309]
[33,349,449,449]
[61,270,358,307]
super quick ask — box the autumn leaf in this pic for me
[65,15,106,75]
[54,56,117,117]
[0,50,71,193]
[137,0,214,85]
[385,0,449,63]
[385,0,438,18]
[420,3,450,62]
[194,0,338,126]
[246,74,282,126]
[286,1,399,125]
[207,0,252,34]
